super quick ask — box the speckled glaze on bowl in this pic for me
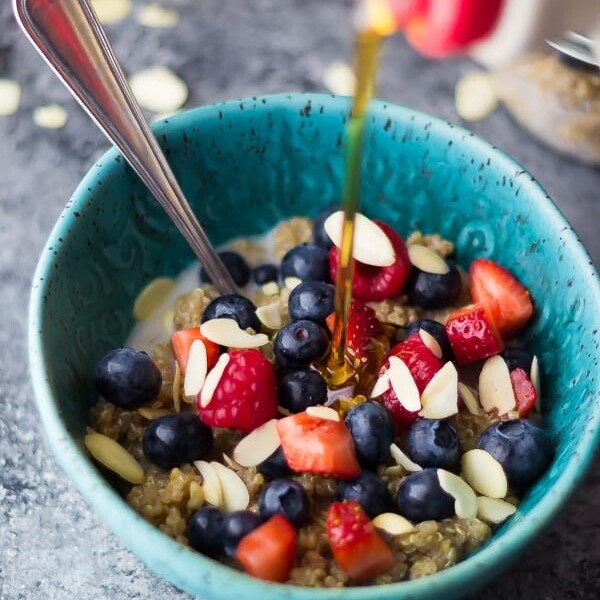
[29,93,600,600]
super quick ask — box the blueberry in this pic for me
[288,281,335,325]
[406,319,453,361]
[187,506,224,557]
[406,419,461,469]
[252,263,279,285]
[345,402,395,469]
[406,261,462,309]
[501,347,534,373]
[94,347,162,409]
[258,479,310,527]
[201,293,261,332]
[200,251,250,287]
[281,244,330,282]
[273,320,330,370]
[396,468,454,522]
[257,446,292,479]
[142,413,213,469]
[312,204,338,250]
[477,419,553,488]
[337,472,392,518]
[278,369,327,413]
[222,510,262,557]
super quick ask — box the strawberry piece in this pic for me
[196,349,278,432]
[469,258,534,339]
[381,332,443,426]
[325,300,385,363]
[171,327,219,374]
[276,411,361,478]
[235,514,297,583]
[326,500,395,582]
[445,302,504,365]
[329,221,411,301]
[510,367,537,418]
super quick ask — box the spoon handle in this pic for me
[13,0,238,295]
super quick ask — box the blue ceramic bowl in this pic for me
[29,93,600,599]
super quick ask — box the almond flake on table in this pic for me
[129,66,189,113]
[322,61,356,96]
[136,3,180,28]
[0,79,22,116]
[324,211,395,267]
[454,70,499,122]
[33,103,68,130]
[91,0,132,25]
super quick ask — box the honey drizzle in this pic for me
[325,31,383,387]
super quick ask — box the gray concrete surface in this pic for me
[1,1,599,598]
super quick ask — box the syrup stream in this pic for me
[327,31,382,385]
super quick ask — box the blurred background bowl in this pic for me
[29,93,600,600]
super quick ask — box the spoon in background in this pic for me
[13,0,239,296]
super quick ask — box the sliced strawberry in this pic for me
[326,500,395,582]
[171,327,219,374]
[329,221,411,301]
[235,514,297,583]
[196,349,278,432]
[325,300,386,363]
[381,332,443,426]
[469,258,534,339]
[276,411,361,478]
[445,302,504,365]
[510,367,537,418]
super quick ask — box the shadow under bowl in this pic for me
[29,93,600,600]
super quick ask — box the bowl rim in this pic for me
[29,92,600,598]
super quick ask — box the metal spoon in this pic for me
[13,0,238,295]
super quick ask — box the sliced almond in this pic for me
[372,512,416,536]
[187,481,205,511]
[531,355,541,412]
[199,353,230,408]
[261,281,280,296]
[458,382,482,415]
[455,70,498,122]
[193,460,222,507]
[233,419,281,467]
[437,469,477,519]
[256,302,282,330]
[324,211,395,267]
[129,66,188,113]
[476,496,517,524]
[322,61,356,96]
[210,461,250,512]
[200,318,269,348]
[91,0,132,25]
[0,79,21,116]
[284,276,302,290]
[136,3,179,28]
[419,329,442,359]
[133,277,175,321]
[388,356,421,413]
[369,372,390,398]
[461,449,508,499]
[137,407,171,420]
[183,340,208,398]
[390,443,422,472]
[408,244,449,275]
[479,355,516,415]
[419,362,458,419]
[306,406,340,421]
[32,103,69,129]
[84,432,145,484]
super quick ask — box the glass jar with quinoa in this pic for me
[86,209,553,586]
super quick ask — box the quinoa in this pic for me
[89,216,523,587]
